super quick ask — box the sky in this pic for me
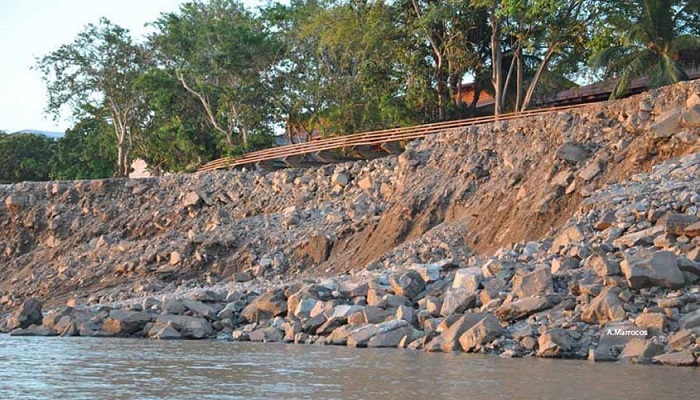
[0,0,263,134]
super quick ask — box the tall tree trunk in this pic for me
[521,49,555,112]
[502,55,516,111]
[450,73,461,107]
[436,70,447,120]
[111,109,129,177]
[489,3,503,116]
[117,138,127,177]
[515,47,523,112]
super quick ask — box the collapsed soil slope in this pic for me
[1,81,699,310]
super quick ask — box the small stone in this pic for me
[233,271,254,282]
[680,309,700,330]
[613,226,665,249]
[183,191,202,208]
[594,211,616,231]
[331,172,350,187]
[650,107,681,138]
[578,161,601,181]
[685,221,700,238]
[556,143,589,164]
[169,251,181,265]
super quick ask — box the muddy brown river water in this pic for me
[1,334,698,399]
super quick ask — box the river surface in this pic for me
[0,334,697,400]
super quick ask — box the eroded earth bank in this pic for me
[2,81,700,367]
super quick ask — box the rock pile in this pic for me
[1,81,700,367]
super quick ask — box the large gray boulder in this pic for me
[148,322,182,340]
[9,325,57,337]
[102,310,152,335]
[680,309,700,330]
[556,143,589,164]
[346,320,410,348]
[537,328,575,358]
[367,325,422,348]
[452,268,482,293]
[6,298,43,330]
[389,270,426,300]
[424,313,488,352]
[589,321,642,362]
[495,297,550,322]
[240,288,288,322]
[458,314,504,352]
[587,253,621,277]
[653,351,697,367]
[249,326,284,342]
[182,300,219,321]
[440,287,476,317]
[620,250,685,289]
[155,314,213,339]
[581,287,625,324]
[512,267,552,298]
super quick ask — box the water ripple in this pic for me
[0,334,697,400]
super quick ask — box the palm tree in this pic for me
[590,0,700,99]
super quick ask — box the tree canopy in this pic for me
[27,0,700,181]
[590,0,700,98]
[0,132,56,184]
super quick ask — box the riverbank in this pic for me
[1,81,700,367]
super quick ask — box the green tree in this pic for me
[266,0,420,136]
[475,0,593,114]
[49,115,116,180]
[36,18,147,177]
[502,0,593,111]
[150,0,279,150]
[0,132,56,183]
[401,0,490,120]
[130,68,221,172]
[590,0,700,98]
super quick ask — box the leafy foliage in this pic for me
[0,132,56,183]
[150,0,280,148]
[49,116,116,180]
[36,18,147,176]
[29,0,700,183]
[590,0,700,98]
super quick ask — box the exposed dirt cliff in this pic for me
[1,80,699,312]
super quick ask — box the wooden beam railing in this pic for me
[198,103,593,172]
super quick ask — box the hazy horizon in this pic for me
[0,0,264,134]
